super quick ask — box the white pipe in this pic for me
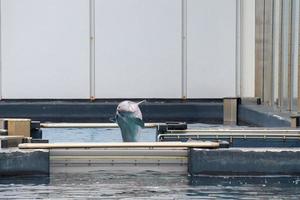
[89,0,96,100]
[272,0,281,106]
[235,0,241,97]
[291,0,299,110]
[181,0,187,99]
[281,0,292,110]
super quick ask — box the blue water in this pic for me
[0,126,299,199]
[42,123,221,143]
[42,127,156,143]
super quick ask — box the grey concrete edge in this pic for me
[0,149,49,176]
[238,104,291,127]
[189,148,300,175]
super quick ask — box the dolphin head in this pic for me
[115,100,145,142]
[116,101,141,118]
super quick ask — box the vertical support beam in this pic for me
[236,0,241,97]
[281,0,292,110]
[181,0,187,99]
[89,0,96,100]
[273,0,282,108]
[0,0,2,100]
[287,0,293,111]
[240,0,256,98]
[291,0,299,111]
[223,97,239,125]
[278,0,284,108]
[255,0,265,99]
[255,0,274,105]
[263,0,274,105]
[298,0,300,112]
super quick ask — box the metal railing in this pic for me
[40,122,159,129]
[157,128,300,141]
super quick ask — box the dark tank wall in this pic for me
[0,99,292,127]
[0,99,223,123]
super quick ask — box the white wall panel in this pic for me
[95,0,182,98]
[187,0,236,98]
[1,0,90,98]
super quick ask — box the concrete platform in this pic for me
[0,148,49,176]
[189,148,300,175]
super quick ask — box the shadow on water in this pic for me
[187,175,300,199]
[0,172,300,199]
[189,175,300,186]
[0,175,50,185]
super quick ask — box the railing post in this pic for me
[290,114,300,128]
[223,97,240,125]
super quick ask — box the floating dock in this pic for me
[18,142,218,174]
[1,142,299,176]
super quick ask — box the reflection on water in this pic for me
[0,172,299,199]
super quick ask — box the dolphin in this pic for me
[115,100,145,142]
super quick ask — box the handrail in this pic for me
[18,141,219,149]
[166,129,300,134]
[40,123,159,128]
[157,131,300,141]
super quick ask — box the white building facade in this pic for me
[0,0,255,99]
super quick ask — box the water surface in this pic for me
[0,172,299,199]
[1,125,299,199]
[42,123,222,143]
